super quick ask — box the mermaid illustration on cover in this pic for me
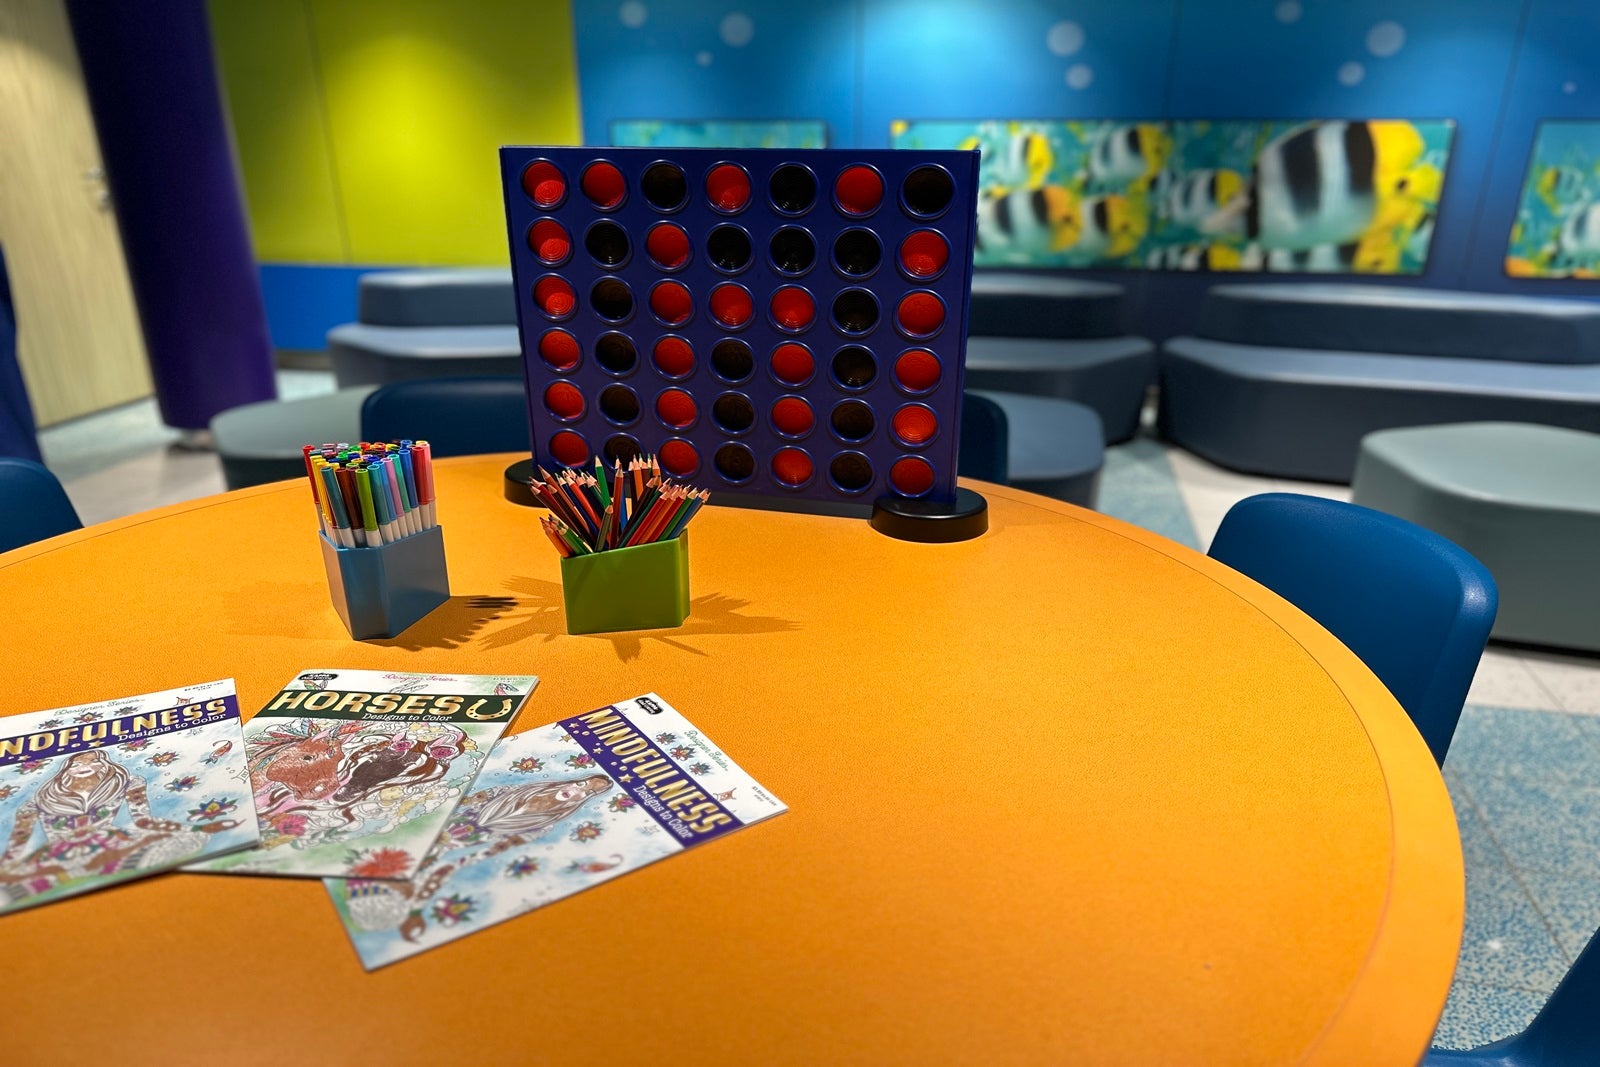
[341,774,613,941]
[0,751,233,903]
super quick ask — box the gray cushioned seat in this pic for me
[970,389,1104,507]
[963,336,1154,444]
[210,386,375,489]
[1352,423,1600,651]
[358,269,515,327]
[328,324,523,387]
[1159,338,1600,482]
[968,272,1124,339]
[1199,284,1600,364]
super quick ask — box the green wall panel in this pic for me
[210,0,581,267]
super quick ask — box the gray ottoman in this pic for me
[328,324,523,387]
[1352,422,1600,651]
[970,390,1104,508]
[211,387,375,489]
[964,336,1154,444]
[968,272,1125,339]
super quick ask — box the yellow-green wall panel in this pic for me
[308,0,582,266]
[208,0,346,263]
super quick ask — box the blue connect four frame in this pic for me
[499,146,980,518]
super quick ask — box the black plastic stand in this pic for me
[504,459,539,506]
[869,488,988,543]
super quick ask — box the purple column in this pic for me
[66,0,276,430]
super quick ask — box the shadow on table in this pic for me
[397,575,799,662]
[365,594,525,652]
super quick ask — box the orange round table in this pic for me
[0,456,1462,1066]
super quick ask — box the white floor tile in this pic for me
[1517,649,1600,716]
[1468,649,1566,713]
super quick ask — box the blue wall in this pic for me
[571,0,1597,340]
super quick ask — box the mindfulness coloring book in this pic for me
[0,679,257,915]
[187,669,535,881]
[325,693,786,969]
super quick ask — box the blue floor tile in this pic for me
[1097,434,1197,549]
[1434,980,1547,1051]
[1444,770,1508,870]
[1455,861,1570,990]
[1462,771,1600,878]
[1518,868,1600,963]
[1445,705,1600,786]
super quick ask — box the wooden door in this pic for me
[0,0,150,427]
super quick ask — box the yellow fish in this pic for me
[975,184,1083,256]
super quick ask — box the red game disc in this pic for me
[655,388,698,429]
[770,342,814,385]
[890,456,936,496]
[650,281,694,326]
[710,284,754,328]
[706,164,751,211]
[772,447,814,487]
[896,291,945,336]
[549,430,590,467]
[653,336,695,378]
[835,165,884,215]
[899,231,949,277]
[580,161,626,208]
[538,329,580,371]
[892,404,938,445]
[770,396,814,436]
[659,439,700,477]
[894,349,941,392]
[646,223,691,269]
[533,276,576,318]
[543,381,585,420]
[770,286,815,330]
[528,219,571,264]
[521,161,565,207]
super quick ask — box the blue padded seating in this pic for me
[1160,338,1600,482]
[328,269,521,387]
[1162,283,1600,482]
[964,335,1154,444]
[957,392,1009,484]
[210,387,375,489]
[1426,920,1600,1065]
[0,245,43,462]
[1200,283,1600,364]
[360,376,531,458]
[357,268,515,327]
[329,324,522,388]
[1208,493,1497,766]
[969,390,1103,508]
[968,271,1125,339]
[0,458,82,554]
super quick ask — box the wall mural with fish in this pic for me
[1505,122,1600,279]
[610,119,828,149]
[889,118,1454,274]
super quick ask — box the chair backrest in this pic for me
[1208,493,1496,765]
[959,392,1009,484]
[0,244,45,463]
[0,458,83,554]
[360,377,531,458]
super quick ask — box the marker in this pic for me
[355,466,383,546]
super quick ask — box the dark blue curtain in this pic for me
[0,247,44,463]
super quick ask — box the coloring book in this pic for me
[0,679,256,915]
[326,693,786,968]
[187,669,535,881]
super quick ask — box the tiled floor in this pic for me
[34,376,1600,1051]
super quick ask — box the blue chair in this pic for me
[958,391,1009,484]
[360,377,531,458]
[0,245,44,463]
[1207,493,1496,765]
[0,458,82,554]
[1427,926,1600,1065]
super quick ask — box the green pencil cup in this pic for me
[559,533,690,635]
